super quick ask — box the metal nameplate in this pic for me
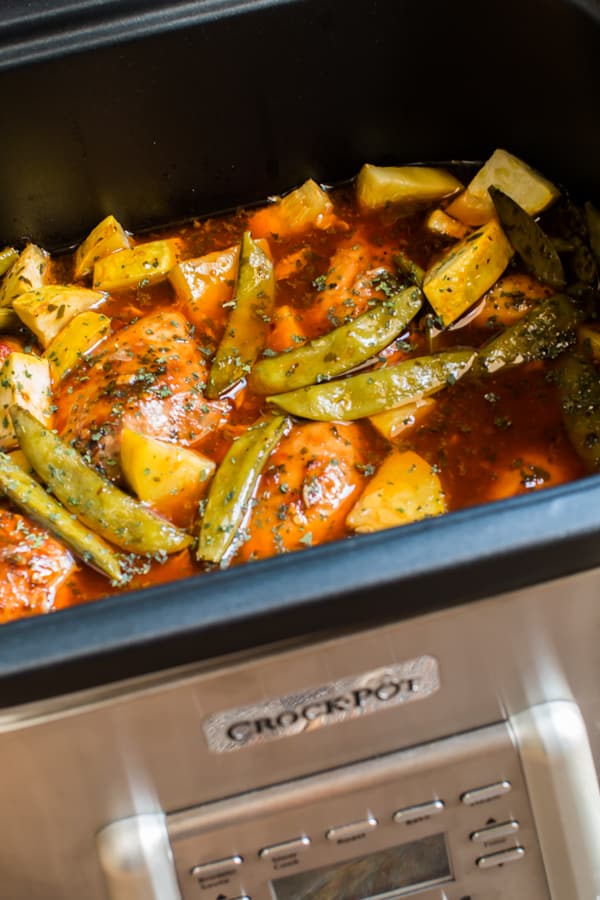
[203,656,440,752]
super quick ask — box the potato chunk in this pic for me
[369,398,436,442]
[347,449,446,533]
[43,311,111,380]
[425,209,469,240]
[13,285,105,348]
[93,239,177,291]
[120,428,215,521]
[423,219,513,326]
[0,243,48,308]
[446,149,560,226]
[357,165,462,211]
[0,352,52,449]
[74,214,131,279]
[248,180,335,238]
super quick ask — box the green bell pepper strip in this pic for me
[557,353,600,471]
[0,451,124,582]
[475,294,579,376]
[197,415,290,564]
[267,349,476,421]
[489,186,565,289]
[251,286,422,394]
[207,231,275,398]
[10,405,192,554]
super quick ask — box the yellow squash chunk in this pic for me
[120,428,215,513]
[347,449,446,533]
[446,149,560,226]
[357,164,462,211]
[93,239,176,291]
[13,285,106,348]
[423,218,513,326]
[43,311,111,380]
[425,209,470,240]
[74,214,131,279]
[0,243,48,308]
[0,353,51,449]
[369,398,437,442]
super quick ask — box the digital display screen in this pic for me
[271,832,451,900]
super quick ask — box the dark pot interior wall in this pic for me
[0,0,598,248]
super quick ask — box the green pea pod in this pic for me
[198,415,290,563]
[267,349,475,421]
[251,287,422,394]
[585,202,600,266]
[475,294,579,376]
[0,247,18,279]
[0,451,124,582]
[207,231,274,398]
[393,251,425,287]
[489,186,565,289]
[10,405,192,554]
[0,308,21,331]
[557,353,600,471]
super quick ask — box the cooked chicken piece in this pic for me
[55,309,229,477]
[0,508,75,622]
[237,421,374,561]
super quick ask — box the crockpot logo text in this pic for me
[203,656,440,752]
[227,678,417,742]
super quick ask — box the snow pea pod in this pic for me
[475,293,579,375]
[557,353,600,471]
[10,405,192,554]
[0,451,124,582]
[251,286,422,394]
[267,349,475,421]
[198,415,290,564]
[207,231,274,397]
[489,186,565,289]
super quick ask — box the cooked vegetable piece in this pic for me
[13,285,105,348]
[475,294,579,375]
[43,311,111,381]
[10,405,192,554]
[74,214,131,279]
[0,353,52,450]
[0,243,48,308]
[251,286,422,394]
[585,202,600,265]
[369,397,436,441]
[557,353,600,471]
[356,165,462,211]
[347,449,446,532]
[169,244,240,335]
[423,219,513,326]
[0,247,18,279]
[0,452,124,582]
[207,232,274,397]
[268,349,475,421]
[425,209,469,240]
[577,324,600,362]
[248,179,335,238]
[489,186,565,289]
[93,239,176,291]
[446,148,560,226]
[197,415,290,563]
[394,251,424,287]
[0,309,20,331]
[120,428,215,512]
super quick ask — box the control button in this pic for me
[461,780,512,805]
[259,836,311,858]
[393,800,445,824]
[476,846,526,869]
[326,815,378,842]
[191,855,243,879]
[471,820,520,843]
